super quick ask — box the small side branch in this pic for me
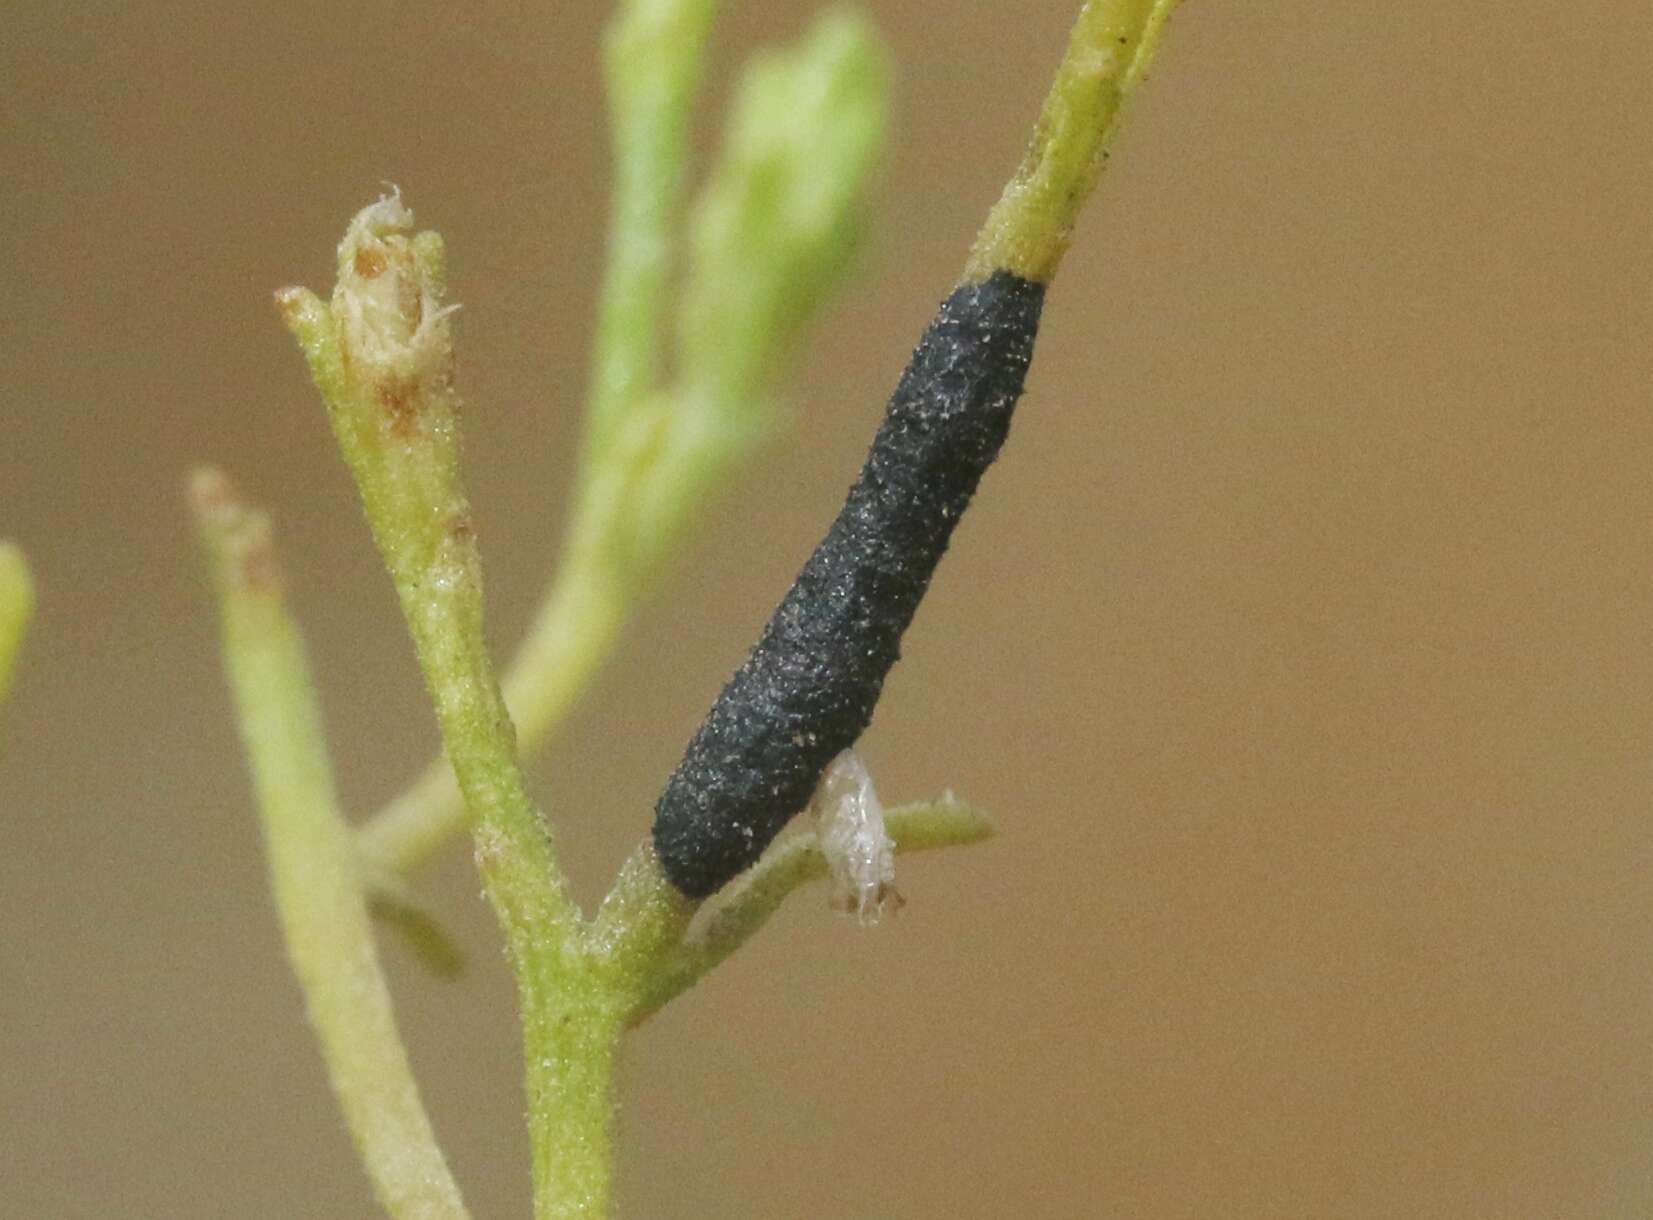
[629,799,993,1023]
[354,0,719,878]
[190,469,469,1220]
[589,0,718,441]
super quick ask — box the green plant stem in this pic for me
[191,469,469,1220]
[281,200,615,1218]
[517,984,624,1220]
[964,0,1179,284]
[360,551,626,874]
[262,0,1188,1205]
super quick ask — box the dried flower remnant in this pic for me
[809,750,900,923]
[333,191,458,386]
[277,194,477,629]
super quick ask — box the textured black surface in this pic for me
[653,270,1047,898]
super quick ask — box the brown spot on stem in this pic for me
[376,377,420,439]
[353,245,388,279]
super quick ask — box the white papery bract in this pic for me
[809,750,899,923]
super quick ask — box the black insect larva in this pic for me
[652,268,1046,899]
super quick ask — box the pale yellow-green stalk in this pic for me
[191,470,468,1220]
[966,0,1179,284]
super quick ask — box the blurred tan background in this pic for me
[4,1,1653,1216]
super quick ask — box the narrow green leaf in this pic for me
[0,543,33,723]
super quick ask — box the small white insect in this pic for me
[809,750,901,924]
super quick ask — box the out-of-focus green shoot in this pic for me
[0,543,33,729]
[677,10,886,413]
[359,7,889,877]
[586,0,716,445]
[190,470,469,1220]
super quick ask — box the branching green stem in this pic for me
[280,200,615,1217]
[354,0,1175,878]
[254,2,1186,1213]
[191,469,469,1220]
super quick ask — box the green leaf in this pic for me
[0,542,32,723]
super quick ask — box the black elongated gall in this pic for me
[652,269,1046,898]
